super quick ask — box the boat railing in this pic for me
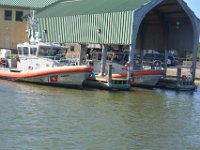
[36,56,79,66]
[91,51,143,70]
[55,58,80,66]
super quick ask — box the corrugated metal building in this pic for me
[37,0,150,45]
[36,0,200,78]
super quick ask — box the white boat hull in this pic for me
[20,72,89,86]
[111,70,164,87]
[132,75,163,87]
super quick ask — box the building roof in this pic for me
[37,0,150,17]
[36,0,151,45]
[0,0,59,9]
[36,0,199,49]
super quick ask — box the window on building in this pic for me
[16,11,23,21]
[4,10,12,21]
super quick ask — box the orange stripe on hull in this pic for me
[112,70,165,78]
[0,66,92,79]
[112,72,127,78]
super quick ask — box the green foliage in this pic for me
[185,43,200,60]
[199,43,200,52]
[198,43,200,59]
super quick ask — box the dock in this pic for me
[83,75,130,90]
[157,78,197,91]
[157,67,198,91]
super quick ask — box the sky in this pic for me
[184,0,200,19]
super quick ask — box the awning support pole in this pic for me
[100,44,107,76]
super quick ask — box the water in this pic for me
[0,79,200,150]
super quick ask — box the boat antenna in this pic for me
[28,10,41,43]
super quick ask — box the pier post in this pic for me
[164,50,168,77]
[108,64,112,80]
[190,16,199,81]
[128,45,134,80]
[191,36,198,81]
[176,67,182,84]
[100,44,107,76]
[108,64,112,86]
[79,44,85,65]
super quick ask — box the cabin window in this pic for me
[52,48,62,55]
[18,47,23,55]
[30,47,37,55]
[4,10,12,21]
[98,53,102,60]
[38,46,62,57]
[124,54,128,62]
[107,53,113,61]
[113,53,124,62]
[69,46,74,52]
[38,47,51,56]
[16,11,23,21]
[23,47,29,56]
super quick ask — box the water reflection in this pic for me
[0,79,200,149]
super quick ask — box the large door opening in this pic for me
[136,0,193,57]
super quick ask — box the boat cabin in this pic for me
[16,42,68,71]
[17,42,66,59]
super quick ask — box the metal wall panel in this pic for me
[38,11,134,44]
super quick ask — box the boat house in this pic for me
[0,0,59,50]
[36,0,200,79]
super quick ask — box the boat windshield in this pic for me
[113,53,128,64]
[38,46,65,57]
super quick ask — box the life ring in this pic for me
[181,75,187,81]
[50,75,58,83]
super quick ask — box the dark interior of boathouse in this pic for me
[135,0,195,54]
[133,0,199,79]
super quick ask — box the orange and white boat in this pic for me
[0,44,92,87]
[91,51,164,87]
[111,69,165,87]
[0,11,92,87]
